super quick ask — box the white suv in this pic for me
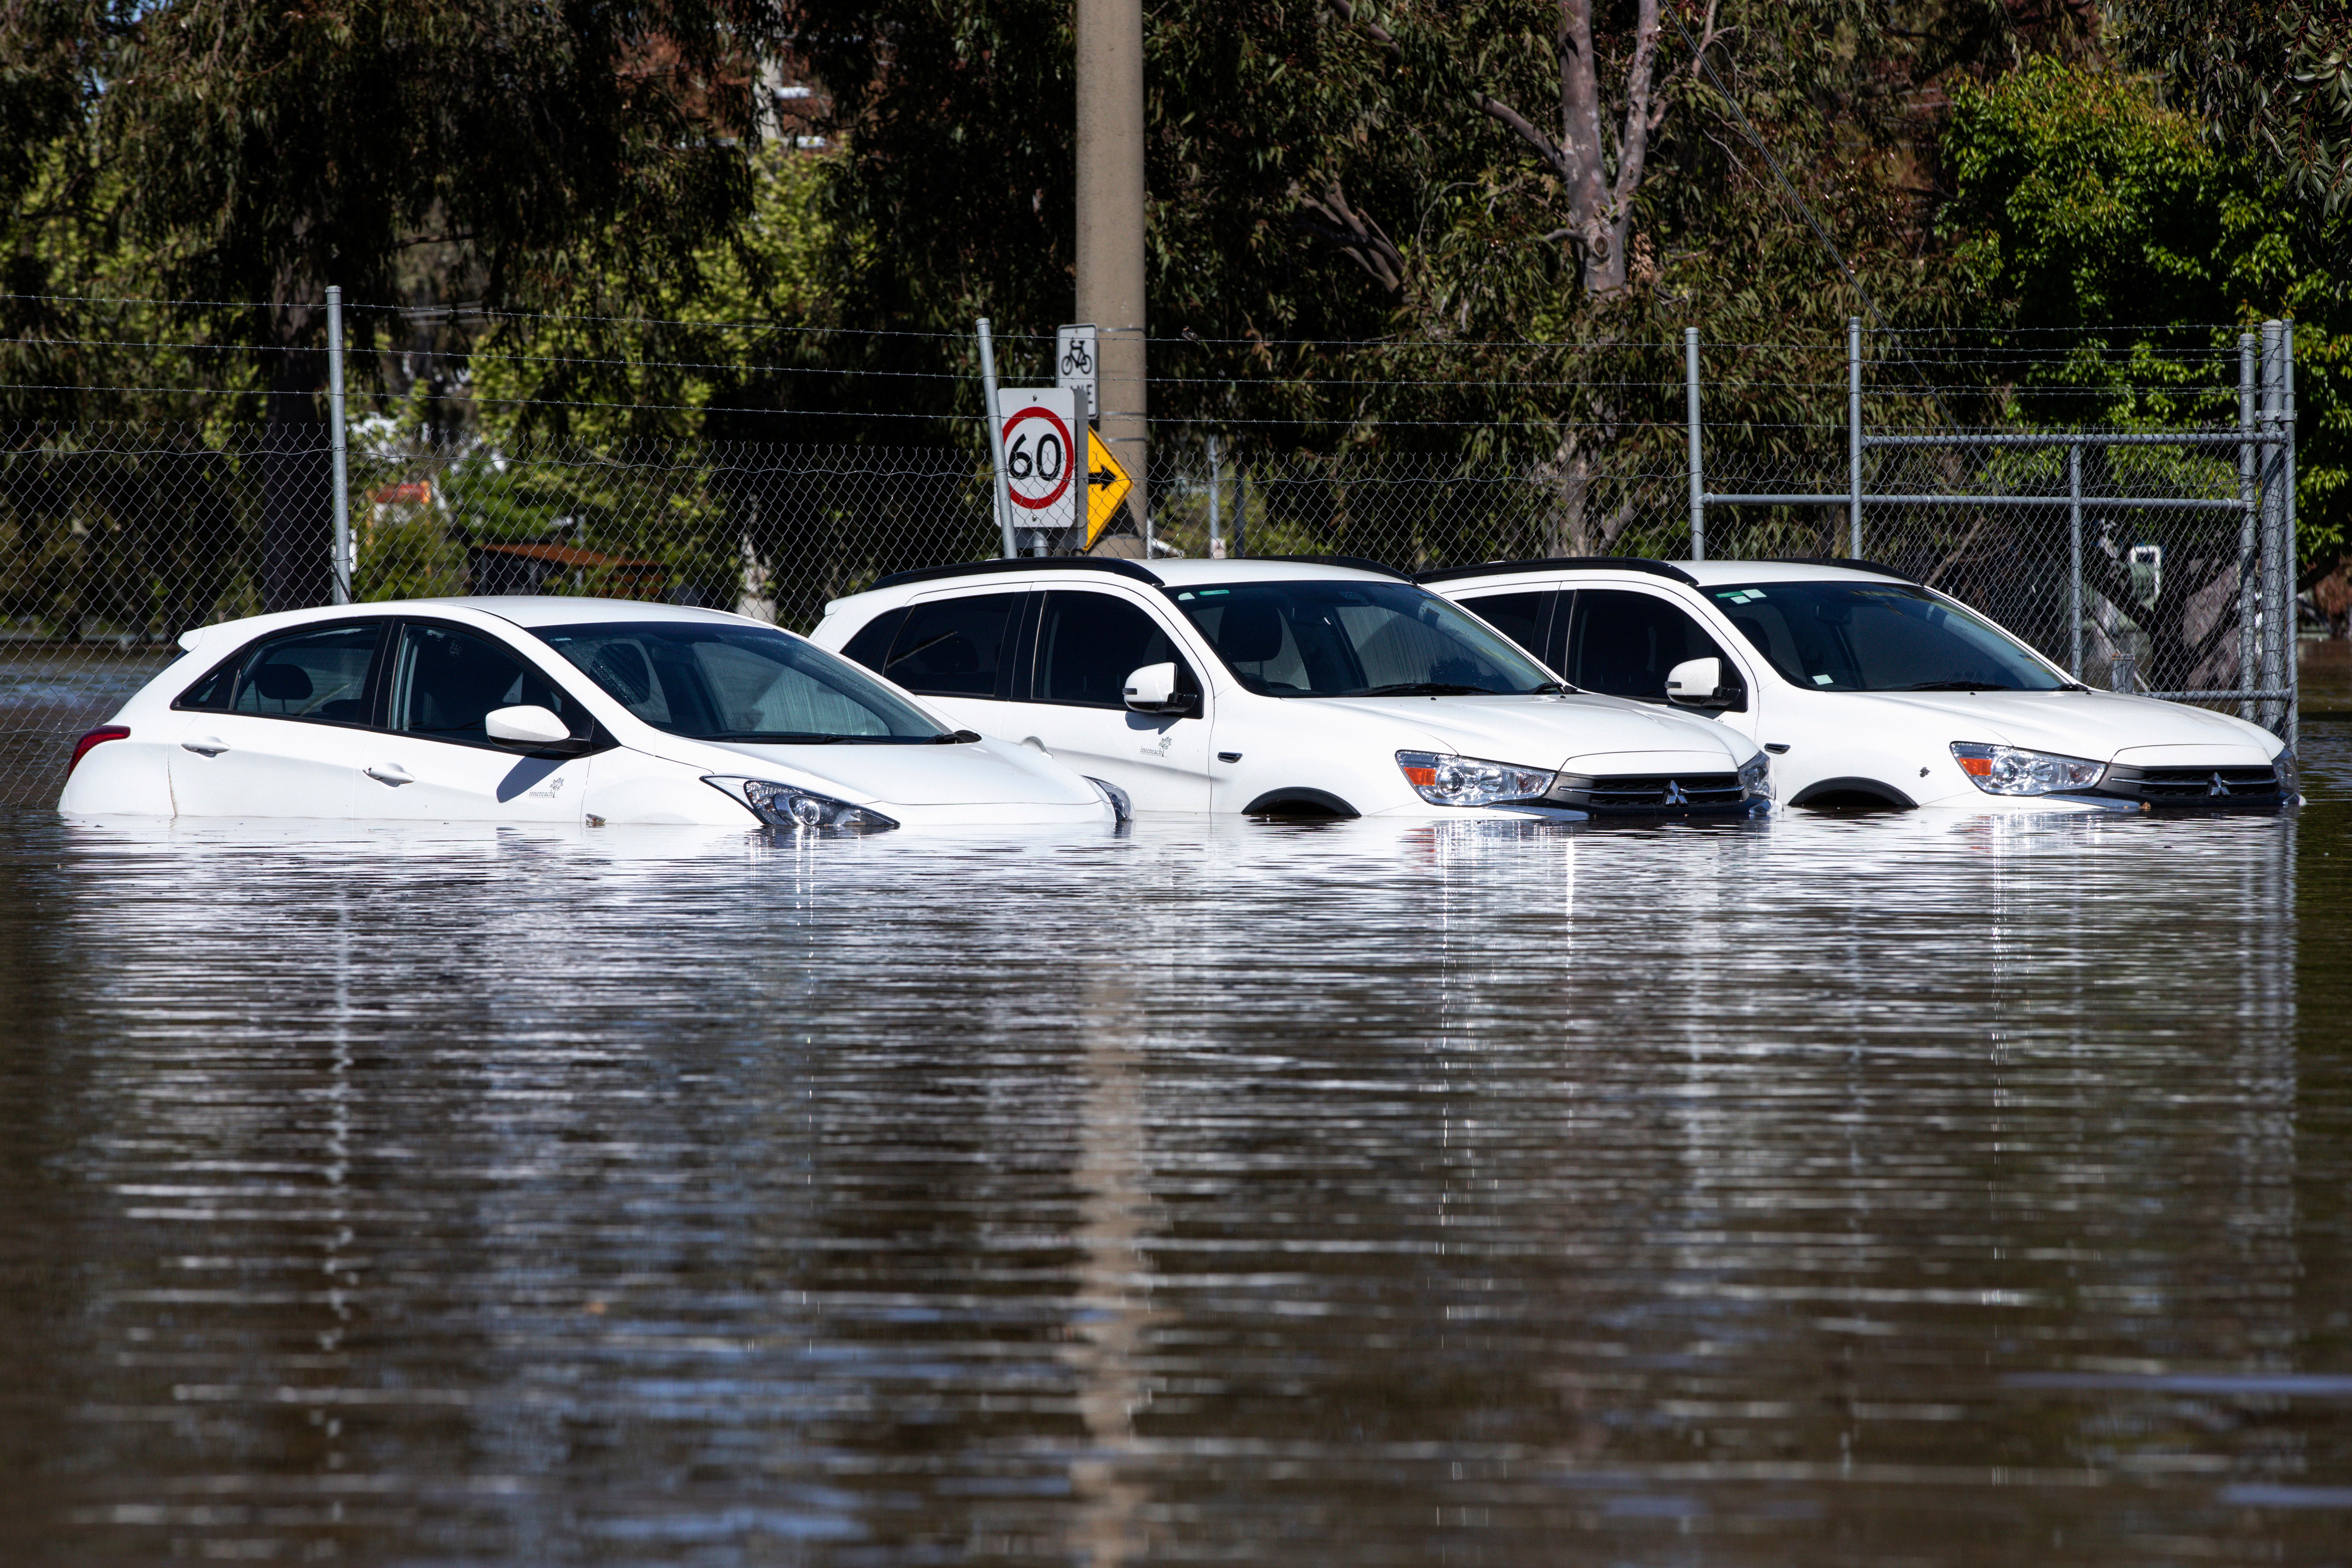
[809,557,1770,819]
[1422,557,2297,812]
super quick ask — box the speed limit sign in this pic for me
[995,388,1078,536]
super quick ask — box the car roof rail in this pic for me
[1776,556,1917,582]
[1414,556,1699,587]
[1245,554,1414,581]
[867,556,1165,593]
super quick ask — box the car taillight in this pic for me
[68,726,131,776]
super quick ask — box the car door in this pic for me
[1563,586,1762,748]
[167,620,387,818]
[354,620,600,821]
[1021,588,1212,811]
[860,590,1031,739]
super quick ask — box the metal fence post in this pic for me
[2238,332,2258,722]
[2284,321,2299,750]
[1684,327,1704,561]
[1232,461,1247,559]
[976,318,1015,558]
[2259,321,2285,734]
[326,285,351,605]
[1207,434,1224,559]
[2068,443,2083,680]
[1847,316,1863,559]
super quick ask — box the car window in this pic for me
[1705,581,2069,692]
[539,621,949,741]
[386,623,593,746]
[838,606,907,673]
[883,593,1021,699]
[1034,591,1191,708]
[200,623,382,722]
[1454,591,1552,664]
[1169,579,1553,698]
[1566,589,1742,707]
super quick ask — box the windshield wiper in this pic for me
[707,731,849,743]
[1903,681,2014,692]
[927,729,983,744]
[1334,682,1496,698]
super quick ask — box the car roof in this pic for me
[1425,558,1909,589]
[175,596,762,653]
[826,555,1407,618]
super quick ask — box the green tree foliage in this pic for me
[1942,58,2346,564]
[2120,0,2352,215]
[1,0,782,608]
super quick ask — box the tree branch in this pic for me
[1608,0,1663,221]
[1292,179,1406,294]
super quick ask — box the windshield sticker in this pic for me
[1716,588,1767,603]
[1813,673,1835,685]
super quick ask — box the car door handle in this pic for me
[363,763,414,786]
[181,737,229,757]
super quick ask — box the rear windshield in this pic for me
[536,621,951,742]
[1708,581,2069,693]
[1166,579,1556,698]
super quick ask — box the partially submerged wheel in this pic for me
[1787,777,1916,811]
[1242,789,1359,819]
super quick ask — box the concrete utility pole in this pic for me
[1074,0,1147,551]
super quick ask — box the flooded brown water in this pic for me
[0,686,2347,1563]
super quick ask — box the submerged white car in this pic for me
[59,598,1122,831]
[808,557,1769,818]
[1421,557,2297,812]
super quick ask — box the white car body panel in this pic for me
[1428,560,2292,812]
[58,596,1117,831]
[811,560,1764,818]
[167,709,363,819]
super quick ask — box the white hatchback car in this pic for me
[58,597,1121,831]
[1422,557,2298,812]
[807,557,1769,819]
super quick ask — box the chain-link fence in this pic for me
[0,321,2304,806]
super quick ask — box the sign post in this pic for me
[976,318,1016,558]
[997,388,1079,553]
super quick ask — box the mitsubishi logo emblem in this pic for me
[1664,780,1688,806]
[2207,771,2228,798]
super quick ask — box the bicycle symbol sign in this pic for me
[1054,324,1098,421]
[996,388,1078,534]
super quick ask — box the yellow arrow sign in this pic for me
[1083,427,1134,549]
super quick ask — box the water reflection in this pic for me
[0,783,2344,1563]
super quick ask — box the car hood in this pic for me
[682,735,1100,807]
[1832,689,2279,763]
[1305,692,1754,768]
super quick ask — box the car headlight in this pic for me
[1396,750,1556,807]
[704,775,900,832]
[1084,775,1132,823]
[1738,753,1771,799]
[1949,742,2106,796]
[2274,749,2299,802]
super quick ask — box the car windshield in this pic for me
[1708,581,2070,693]
[1167,579,1558,698]
[537,621,954,742]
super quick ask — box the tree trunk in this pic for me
[261,344,330,614]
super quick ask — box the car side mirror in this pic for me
[1123,662,1183,714]
[486,704,579,748]
[1665,657,1730,706]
